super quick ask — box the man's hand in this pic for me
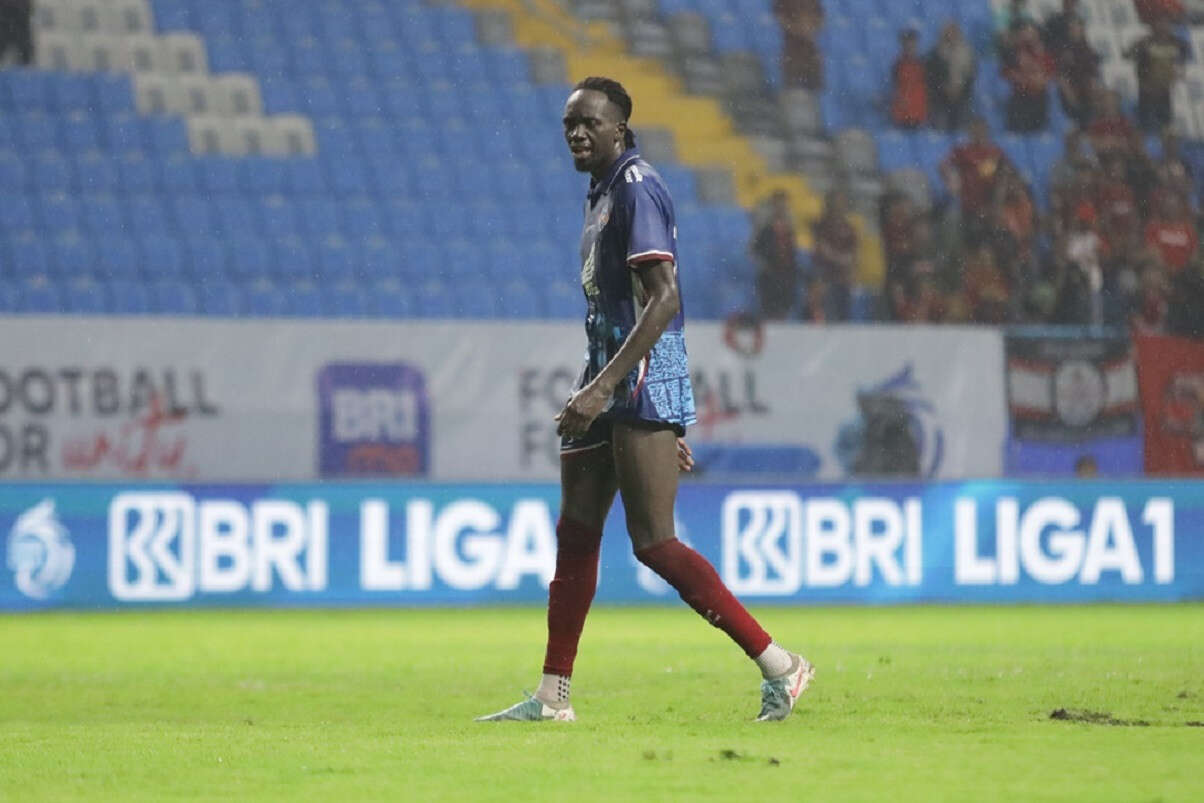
[677,438,694,473]
[555,379,614,438]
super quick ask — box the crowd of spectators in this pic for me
[878,108,1203,333]
[755,0,1203,336]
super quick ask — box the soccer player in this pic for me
[477,77,814,723]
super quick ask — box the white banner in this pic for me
[0,318,1005,481]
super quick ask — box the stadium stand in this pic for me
[2,0,779,319]
[4,0,1203,324]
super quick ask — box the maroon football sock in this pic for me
[542,517,603,676]
[635,538,772,658]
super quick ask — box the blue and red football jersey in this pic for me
[574,147,696,432]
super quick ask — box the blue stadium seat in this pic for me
[225,236,272,281]
[345,80,385,118]
[285,281,323,316]
[36,192,81,234]
[0,149,26,188]
[152,0,192,30]
[51,234,96,278]
[273,237,317,281]
[159,155,199,194]
[195,157,241,195]
[80,192,125,234]
[103,114,145,153]
[367,281,414,317]
[496,279,543,319]
[76,153,120,193]
[53,76,96,114]
[143,116,189,155]
[239,7,280,39]
[482,49,531,88]
[96,75,135,114]
[96,235,140,279]
[192,4,238,38]
[358,236,398,280]
[206,34,249,72]
[298,79,341,116]
[413,279,455,317]
[260,77,299,113]
[212,197,260,236]
[238,157,287,194]
[126,194,173,236]
[185,236,229,280]
[316,238,357,281]
[0,195,36,230]
[18,279,62,313]
[294,196,342,237]
[199,280,242,316]
[168,196,213,236]
[241,280,286,316]
[544,280,581,319]
[337,197,382,238]
[283,159,327,194]
[325,157,373,196]
[140,233,185,278]
[469,203,509,241]
[32,151,74,192]
[0,281,16,313]
[324,282,369,316]
[5,232,49,278]
[20,113,59,150]
[329,39,371,79]
[63,280,107,314]
[151,280,199,314]
[258,196,299,237]
[106,279,151,314]
[382,198,426,238]
[6,70,52,112]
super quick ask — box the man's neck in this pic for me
[590,145,627,182]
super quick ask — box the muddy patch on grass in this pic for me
[1049,708,1150,727]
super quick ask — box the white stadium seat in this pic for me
[33,30,80,70]
[174,74,220,114]
[213,73,264,117]
[266,115,317,156]
[116,33,167,72]
[33,0,81,33]
[187,115,234,155]
[160,33,209,74]
[132,72,177,114]
[75,33,127,72]
[101,0,154,35]
[232,117,275,156]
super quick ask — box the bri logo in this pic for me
[317,363,430,477]
[6,499,75,600]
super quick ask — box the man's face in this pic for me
[562,89,626,174]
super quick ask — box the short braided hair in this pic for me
[574,76,636,148]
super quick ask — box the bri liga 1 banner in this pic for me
[2,479,1200,611]
[0,317,1006,483]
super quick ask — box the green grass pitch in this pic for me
[2,604,1202,802]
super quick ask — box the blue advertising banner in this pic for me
[1,480,1200,611]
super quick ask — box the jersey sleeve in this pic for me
[622,176,676,269]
